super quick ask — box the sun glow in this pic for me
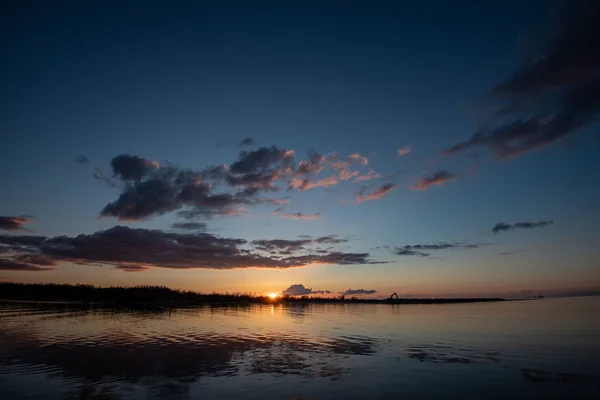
[268,292,279,299]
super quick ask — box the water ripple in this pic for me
[1,299,599,399]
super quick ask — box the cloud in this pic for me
[394,242,479,257]
[296,151,326,175]
[347,153,369,166]
[92,168,116,188]
[403,243,478,250]
[100,147,382,222]
[340,289,377,295]
[0,226,382,271]
[444,1,600,159]
[313,235,348,244]
[171,222,207,231]
[237,137,255,146]
[497,249,526,256]
[410,170,456,191]
[115,265,150,272]
[252,236,347,252]
[329,160,359,180]
[111,155,160,181]
[282,284,313,296]
[0,259,55,272]
[223,146,297,194]
[492,220,554,234]
[100,178,182,220]
[75,155,90,164]
[230,146,294,175]
[0,216,33,232]
[99,160,259,221]
[281,284,331,296]
[225,170,282,191]
[272,210,321,220]
[292,151,375,188]
[356,183,398,203]
[353,170,382,183]
[397,146,412,156]
[394,248,429,257]
[287,176,338,191]
[14,255,59,266]
[267,197,289,206]
[0,235,46,249]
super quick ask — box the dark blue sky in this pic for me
[1,0,599,297]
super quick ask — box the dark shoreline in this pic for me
[0,282,505,307]
[0,298,505,307]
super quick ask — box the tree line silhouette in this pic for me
[0,282,503,306]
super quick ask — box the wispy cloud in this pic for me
[444,1,600,159]
[353,170,382,183]
[340,288,377,295]
[92,168,116,188]
[397,146,412,156]
[410,170,456,191]
[492,220,554,234]
[288,176,338,191]
[267,197,289,206]
[252,236,347,253]
[171,222,207,231]
[237,137,255,146]
[0,259,55,272]
[75,155,90,164]
[115,265,150,272]
[273,209,321,220]
[394,242,479,257]
[497,249,526,256]
[356,183,398,203]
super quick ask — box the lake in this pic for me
[0,297,599,399]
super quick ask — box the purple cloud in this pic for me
[0,216,33,232]
[0,226,383,271]
[356,183,398,203]
[410,170,456,191]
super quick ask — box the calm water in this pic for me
[0,297,599,399]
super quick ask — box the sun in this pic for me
[268,292,279,299]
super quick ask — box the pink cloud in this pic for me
[268,198,289,205]
[353,169,382,183]
[288,176,339,191]
[328,152,369,181]
[291,151,371,186]
[347,153,369,166]
[356,183,398,203]
[397,146,412,156]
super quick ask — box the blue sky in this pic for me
[1,0,599,297]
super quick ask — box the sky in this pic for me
[1,0,599,298]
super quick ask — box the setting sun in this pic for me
[268,293,279,299]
